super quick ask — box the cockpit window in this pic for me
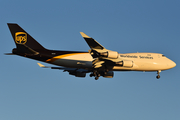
[162,55,165,57]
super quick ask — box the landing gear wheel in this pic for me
[97,73,100,77]
[104,69,109,75]
[156,75,160,79]
[156,70,161,79]
[90,74,94,77]
[95,76,99,80]
[93,70,100,77]
[104,71,107,75]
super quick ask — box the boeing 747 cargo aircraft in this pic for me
[6,23,176,80]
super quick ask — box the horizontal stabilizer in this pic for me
[4,53,15,55]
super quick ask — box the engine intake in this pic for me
[100,51,118,59]
[116,60,133,67]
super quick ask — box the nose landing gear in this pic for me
[156,70,161,79]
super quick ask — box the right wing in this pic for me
[37,63,90,78]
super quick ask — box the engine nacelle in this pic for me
[103,71,114,78]
[116,60,133,67]
[123,61,133,67]
[101,51,118,59]
[69,72,86,77]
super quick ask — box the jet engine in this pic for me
[116,60,133,67]
[69,71,86,77]
[100,51,118,59]
[103,71,114,78]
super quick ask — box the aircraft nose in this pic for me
[169,60,176,69]
[172,61,176,68]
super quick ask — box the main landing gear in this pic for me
[90,69,108,80]
[90,70,100,80]
[90,73,99,80]
[156,70,161,79]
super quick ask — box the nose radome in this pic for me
[172,61,176,68]
[169,60,176,68]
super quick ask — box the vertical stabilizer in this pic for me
[7,23,46,50]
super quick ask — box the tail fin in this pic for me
[7,23,46,51]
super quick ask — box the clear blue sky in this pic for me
[1,0,180,120]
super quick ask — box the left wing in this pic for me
[80,32,105,49]
[37,63,90,78]
[80,32,121,65]
[80,32,124,80]
[80,32,119,59]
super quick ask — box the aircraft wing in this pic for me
[37,63,90,77]
[80,32,105,49]
[80,32,122,70]
[80,32,133,80]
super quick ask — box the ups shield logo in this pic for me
[15,32,27,44]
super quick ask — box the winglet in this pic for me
[80,32,91,38]
[80,32,105,49]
